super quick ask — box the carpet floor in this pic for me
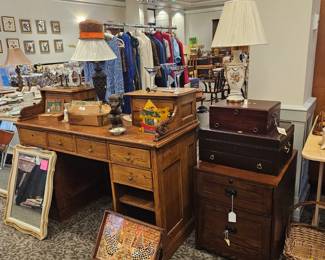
[0,196,220,260]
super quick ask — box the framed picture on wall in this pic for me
[23,40,36,54]
[2,16,16,32]
[0,41,3,53]
[6,38,20,49]
[39,40,50,53]
[50,21,61,34]
[20,19,32,33]
[54,40,63,52]
[36,20,47,33]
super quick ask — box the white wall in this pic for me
[172,11,185,44]
[0,0,125,65]
[248,0,320,106]
[185,7,223,49]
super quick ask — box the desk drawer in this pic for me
[48,133,75,152]
[109,144,151,169]
[76,137,107,161]
[197,171,272,216]
[196,199,271,260]
[111,164,153,191]
[19,129,47,148]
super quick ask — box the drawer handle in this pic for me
[215,123,220,128]
[225,224,237,234]
[88,147,93,153]
[233,109,240,116]
[58,140,63,146]
[125,156,131,162]
[225,188,237,197]
[284,142,291,154]
[256,162,263,170]
[209,154,215,161]
[128,176,133,181]
[253,127,259,133]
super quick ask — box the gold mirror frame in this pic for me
[3,145,57,240]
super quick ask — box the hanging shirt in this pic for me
[172,36,181,64]
[135,31,154,89]
[163,39,171,61]
[162,32,174,63]
[84,37,124,102]
[176,38,190,85]
[119,33,135,114]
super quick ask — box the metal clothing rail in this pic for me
[104,22,177,30]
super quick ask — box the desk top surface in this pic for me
[125,88,196,98]
[16,117,198,148]
[41,86,94,93]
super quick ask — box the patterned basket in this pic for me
[283,201,325,260]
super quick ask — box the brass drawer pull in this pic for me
[256,162,263,170]
[284,142,291,154]
[209,154,215,160]
[225,188,237,197]
[128,176,133,181]
[88,147,93,153]
[125,156,131,161]
[58,140,63,146]
[233,109,240,116]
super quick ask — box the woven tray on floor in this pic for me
[283,201,325,260]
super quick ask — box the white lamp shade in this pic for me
[71,39,117,62]
[212,0,267,47]
[4,48,32,66]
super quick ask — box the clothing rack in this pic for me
[104,22,177,31]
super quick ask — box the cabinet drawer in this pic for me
[109,144,151,169]
[111,164,153,191]
[48,133,75,152]
[196,171,272,216]
[76,137,108,161]
[196,199,271,260]
[19,128,47,148]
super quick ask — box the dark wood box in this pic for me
[209,99,281,134]
[195,151,297,260]
[199,122,294,175]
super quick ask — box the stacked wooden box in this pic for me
[195,99,297,260]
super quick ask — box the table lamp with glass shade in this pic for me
[71,19,117,102]
[4,48,32,90]
[211,0,267,103]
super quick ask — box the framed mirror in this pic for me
[4,145,57,240]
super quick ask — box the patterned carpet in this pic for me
[0,196,220,260]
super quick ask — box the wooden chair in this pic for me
[0,130,14,169]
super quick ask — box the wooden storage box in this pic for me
[38,113,64,123]
[125,88,197,136]
[199,122,294,175]
[209,99,281,134]
[68,102,110,127]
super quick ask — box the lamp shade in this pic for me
[212,0,267,47]
[71,19,117,62]
[4,48,32,66]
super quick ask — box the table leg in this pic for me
[312,162,324,226]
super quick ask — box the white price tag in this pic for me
[228,211,237,223]
[35,156,41,165]
[277,127,287,136]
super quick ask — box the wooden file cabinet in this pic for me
[195,151,297,260]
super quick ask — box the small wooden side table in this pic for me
[41,86,97,103]
[302,117,325,226]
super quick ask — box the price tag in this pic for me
[228,211,237,223]
[228,195,237,223]
[35,156,41,165]
[277,127,287,136]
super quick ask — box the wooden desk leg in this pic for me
[312,162,324,226]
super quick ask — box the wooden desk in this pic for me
[302,118,325,226]
[41,86,97,103]
[15,117,198,259]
